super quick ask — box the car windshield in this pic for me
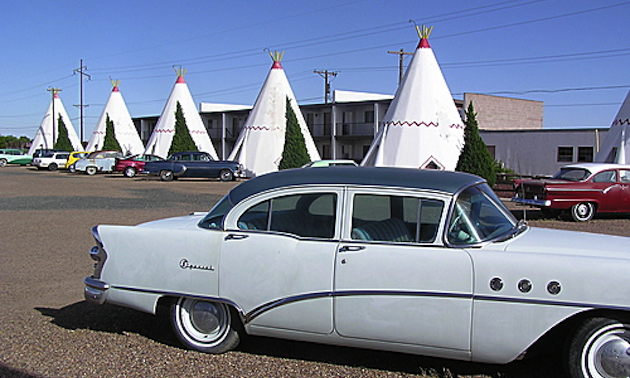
[552,168,590,181]
[198,196,233,229]
[447,184,519,246]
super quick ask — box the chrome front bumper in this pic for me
[84,276,109,304]
[511,195,551,207]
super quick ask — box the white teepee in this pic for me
[86,80,144,155]
[595,91,629,164]
[361,26,464,170]
[144,68,218,159]
[228,51,320,177]
[28,91,83,155]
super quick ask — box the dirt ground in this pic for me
[0,165,628,378]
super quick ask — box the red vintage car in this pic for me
[512,163,630,221]
[114,154,164,178]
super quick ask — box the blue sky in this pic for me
[1,0,629,139]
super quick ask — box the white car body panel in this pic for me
[84,167,630,368]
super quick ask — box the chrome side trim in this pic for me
[106,285,630,325]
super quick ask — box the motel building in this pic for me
[133,90,609,177]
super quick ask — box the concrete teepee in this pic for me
[228,51,320,177]
[144,68,218,159]
[595,91,629,164]
[361,26,464,170]
[86,80,144,155]
[28,90,83,154]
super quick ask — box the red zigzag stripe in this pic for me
[385,120,464,129]
[612,119,630,126]
[154,129,208,134]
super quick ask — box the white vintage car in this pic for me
[84,167,630,378]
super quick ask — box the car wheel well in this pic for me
[523,309,630,361]
[156,296,245,331]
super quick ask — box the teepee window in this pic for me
[425,161,440,170]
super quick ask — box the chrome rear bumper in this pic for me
[84,276,109,304]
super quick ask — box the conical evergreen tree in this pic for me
[53,115,73,151]
[279,97,310,170]
[456,102,496,187]
[169,101,198,155]
[102,114,122,152]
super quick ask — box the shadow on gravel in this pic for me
[37,302,565,378]
[0,364,45,378]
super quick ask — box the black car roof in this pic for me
[228,167,484,205]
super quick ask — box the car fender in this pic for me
[96,222,222,314]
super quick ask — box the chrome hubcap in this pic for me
[586,325,630,378]
[190,301,223,334]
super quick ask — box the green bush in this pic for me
[279,97,310,170]
[456,102,496,187]
[53,116,73,152]
[102,114,122,152]
[169,101,198,155]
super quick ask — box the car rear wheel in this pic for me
[219,169,234,182]
[570,202,595,222]
[170,298,241,354]
[68,164,76,173]
[48,163,58,171]
[123,167,137,178]
[86,166,97,176]
[160,170,174,181]
[566,317,630,378]
[0,158,7,168]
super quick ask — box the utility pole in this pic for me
[47,87,62,148]
[314,69,338,104]
[388,49,413,85]
[74,59,91,144]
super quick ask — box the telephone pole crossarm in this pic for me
[388,49,413,85]
[314,69,338,104]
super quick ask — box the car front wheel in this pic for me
[170,298,241,354]
[0,158,7,168]
[86,166,97,176]
[68,164,76,173]
[48,163,58,171]
[570,202,595,222]
[219,169,234,182]
[123,167,136,178]
[160,170,174,181]
[566,317,630,378]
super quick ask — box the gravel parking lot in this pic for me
[1,165,628,378]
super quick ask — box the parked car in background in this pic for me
[114,154,164,178]
[65,151,90,171]
[512,163,630,221]
[32,151,70,171]
[73,150,124,175]
[84,167,630,378]
[142,151,242,181]
[302,159,358,168]
[0,149,33,167]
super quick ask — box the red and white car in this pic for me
[512,163,630,221]
[114,154,164,178]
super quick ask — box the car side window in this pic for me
[351,194,443,243]
[621,170,630,183]
[237,193,337,238]
[592,170,617,183]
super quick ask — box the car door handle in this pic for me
[339,245,366,253]
[225,234,249,241]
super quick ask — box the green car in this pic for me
[0,149,33,167]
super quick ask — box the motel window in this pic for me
[557,147,574,162]
[577,147,594,162]
[364,110,375,124]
